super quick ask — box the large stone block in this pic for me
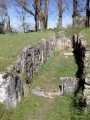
[0,73,23,109]
[60,77,78,94]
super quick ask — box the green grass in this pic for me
[0,28,89,72]
[45,94,90,120]
[1,51,78,120]
[9,94,50,120]
[54,28,83,39]
[63,28,90,46]
[0,103,11,120]
[0,28,90,120]
[0,31,52,72]
[46,96,72,120]
[54,28,90,45]
[81,28,90,45]
[31,51,77,92]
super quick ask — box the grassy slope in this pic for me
[0,31,52,72]
[54,28,82,39]
[0,28,90,120]
[80,28,90,45]
[55,28,90,44]
[61,28,90,45]
[2,51,77,120]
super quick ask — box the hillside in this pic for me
[0,28,90,120]
[0,31,52,71]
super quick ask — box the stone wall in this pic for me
[72,34,90,106]
[55,31,72,50]
[0,31,72,109]
[60,34,90,99]
[16,34,56,96]
[84,47,90,105]
[0,33,57,109]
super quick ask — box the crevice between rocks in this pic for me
[72,34,86,109]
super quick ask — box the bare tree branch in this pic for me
[15,0,35,16]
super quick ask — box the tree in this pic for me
[57,0,70,28]
[43,0,49,30]
[39,0,49,30]
[58,0,62,28]
[16,5,29,33]
[72,0,78,27]
[0,0,7,22]
[6,15,11,33]
[72,0,87,27]
[34,0,40,31]
[0,0,11,33]
[0,21,5,33]
[14,0,49,31]
[86,0,90,27]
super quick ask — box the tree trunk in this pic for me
[44,0,49,30]
[34,0,39,31]
[72,0,77,27]
[0,21,5,34]
[35,14,39,32]
[72,15,76,27]
[22,23,25,33]
[58,0,62,28]
[6,16,11,33]
[39,0,49,31]
[86,0,89,27]
[58,16,62,28]
[40,18,45,31]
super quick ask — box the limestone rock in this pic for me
[0,73,22,109]
[15,60,21,73]
[84,89,90,97]
[85,74,90,85]
[60,77,78,94]
[86,96,90,105]
[7,65,15,73]
[84,84,90,89]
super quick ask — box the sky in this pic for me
[7,0,73,31]
[1,0,87,31]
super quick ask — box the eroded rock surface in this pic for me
[60,77,78,94]
[32,87,61,98]
[0,73,22,109]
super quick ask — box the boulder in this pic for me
[60,77,78,94]
[0,73,22,109]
